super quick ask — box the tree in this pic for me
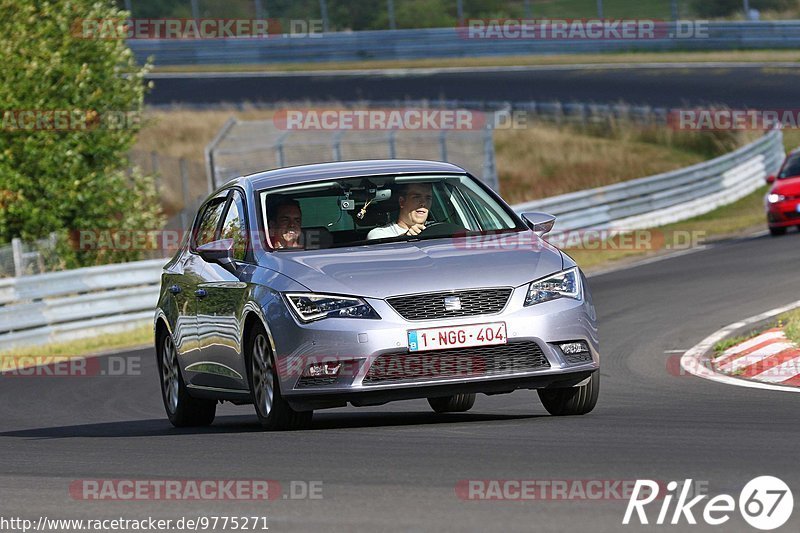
[0,0,162,268]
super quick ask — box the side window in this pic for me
[194,199,226,248]
[219,190,248,261]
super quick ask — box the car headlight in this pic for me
[525,267,582,306]
[285,293,380,322]
[768,193,786,203]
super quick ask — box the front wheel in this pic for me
[769,226,787,236]
[247,324,312,430]
[538,372,599,416]
[428,393,476,413]
[157,332,216,427]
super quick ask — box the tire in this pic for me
[247,324,313,430]
[538,372,599,416]
[157,331,216,427]
[427,393,476,413]
[769,226,787,236]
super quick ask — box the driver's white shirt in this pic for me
[367,222,406,240]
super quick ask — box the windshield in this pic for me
[259,174,525,250]
[779,153,800,179]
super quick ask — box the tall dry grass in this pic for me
[135,108,762,209]
[496,119,758,204]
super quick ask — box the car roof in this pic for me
[230,159,468,191]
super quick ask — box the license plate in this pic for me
[408,322,507,352]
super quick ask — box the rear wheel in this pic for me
[538,372,599,416]
[157,331,216,427]
[770,226,787,236]
[427,393,476,413]
[247,324,313,430]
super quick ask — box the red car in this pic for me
[766,149,800,236]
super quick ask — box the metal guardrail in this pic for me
[130,21,800,66]
[0,259,165,348]
[513,128,784,232]
[0,129,784,349]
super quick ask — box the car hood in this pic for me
[269,232,564,298]
[772,176,800,196]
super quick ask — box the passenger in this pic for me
[367,183,432,239]
[269,197,303,249]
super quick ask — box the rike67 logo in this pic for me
[623,477,793,530]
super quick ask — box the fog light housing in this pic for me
[303,362,342,378]
[558,341,590,355]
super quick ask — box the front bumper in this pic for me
[767,198,800,227]
[267,284,599,410]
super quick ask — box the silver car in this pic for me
[154,160,599,430]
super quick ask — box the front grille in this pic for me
[784,211,800,220]
[363,341,550,385]
[386,288,513,321]
[563,351,593,364]
[295,376,337,388]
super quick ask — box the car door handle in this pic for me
[194,289,208,298]
[169,285,181,295]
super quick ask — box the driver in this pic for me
[269,197,303,249]
[367,183,432,239]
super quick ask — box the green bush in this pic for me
[0,0,163,268]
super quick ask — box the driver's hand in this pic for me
[405,223,426,236]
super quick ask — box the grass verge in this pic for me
[150,50,800,74]
[0,324,153,369]
[779,309,800,346]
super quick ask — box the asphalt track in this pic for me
[145,65,800,108]
[2,230,800,532]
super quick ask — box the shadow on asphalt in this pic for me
[0,411,543,439]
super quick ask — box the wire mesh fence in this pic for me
[0,235,60,278]
[207,115,497,191]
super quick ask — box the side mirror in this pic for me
[196,238,235,268]
[766,174,777,185]
[521,212,556,236]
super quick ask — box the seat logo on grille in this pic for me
[444,295,462,311]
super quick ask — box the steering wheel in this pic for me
[419,222,466,237]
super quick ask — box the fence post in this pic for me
[388,130,397,158]
[179,158,190,229]
[332,131,343,161]
[150,151,160,194]
[204,117,237,193]
[11,237,23,277]
[387,0,396,30]
[439,130,448,161]
[275,132,288,167]
[483,123,498,192]
[319,0,329,32]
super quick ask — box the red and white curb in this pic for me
[713,328,800,386]
[680,300,800,393]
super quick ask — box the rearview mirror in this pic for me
[521,212,556,236]
[196,238,235,268]
[766,174,777,184]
